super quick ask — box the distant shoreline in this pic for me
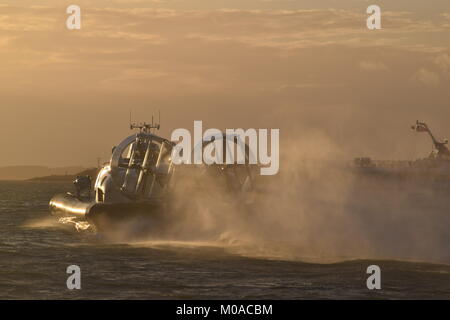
[26,168,100,182]
[27,175,78,182]
[0,165,87,181]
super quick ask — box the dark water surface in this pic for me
[1,181,449,299]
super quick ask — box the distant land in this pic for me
[28,168,100,182]
[0,166,86,181]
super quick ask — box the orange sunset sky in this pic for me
[0,0,449,167]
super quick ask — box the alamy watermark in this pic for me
[66,5,81,30]
[367,5,382,30]
[366,265,381,290]
[170,121,279,176]
[66,265,81,290]
[66,4,382,31]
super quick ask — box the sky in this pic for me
[0,0,449,167]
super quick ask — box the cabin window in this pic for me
[97,189,104,202]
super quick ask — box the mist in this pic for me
[96,130,450,265]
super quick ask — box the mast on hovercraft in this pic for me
[129,111,161,134]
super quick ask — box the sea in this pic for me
[1,180,450,299]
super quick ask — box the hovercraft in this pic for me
[49,120,257,232]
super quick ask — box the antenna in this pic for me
[129,109,161,133]
[129,110,132,130]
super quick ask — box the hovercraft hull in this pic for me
[49,193,164,231]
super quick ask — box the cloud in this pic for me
[0,4,449,166]
[358,61,388,71]
[435,53,450,73]
[411,68,440,87]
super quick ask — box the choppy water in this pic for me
[1,181,450,299]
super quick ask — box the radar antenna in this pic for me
[129,110,161,134]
